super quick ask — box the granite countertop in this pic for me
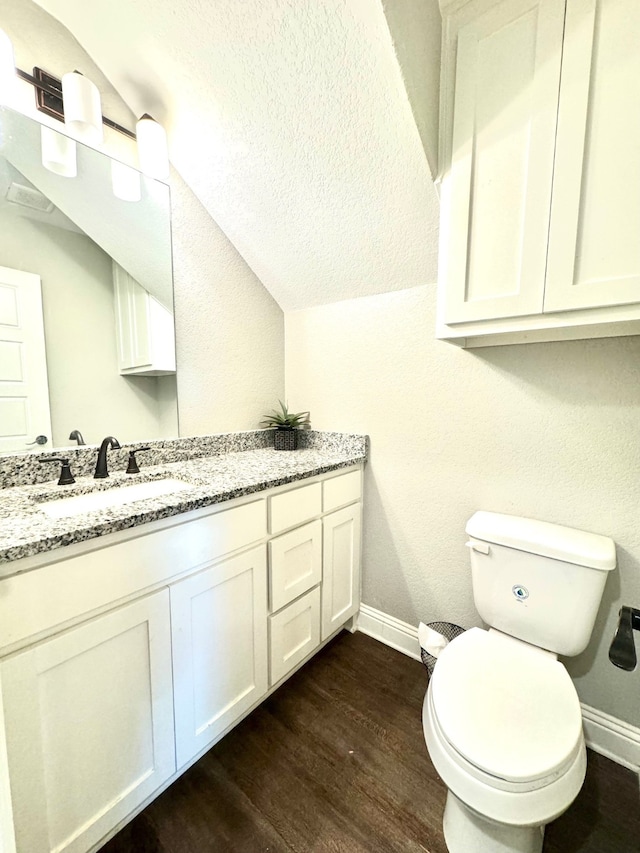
[0,441,366,566]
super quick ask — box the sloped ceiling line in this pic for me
[34,0,440,311]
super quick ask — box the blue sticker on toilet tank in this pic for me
[512,585,529,601]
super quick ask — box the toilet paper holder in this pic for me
[609,606,640,671]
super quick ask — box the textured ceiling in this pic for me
[34,0,440,311]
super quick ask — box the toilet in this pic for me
[423,511,616,853]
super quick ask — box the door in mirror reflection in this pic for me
[0,265,52,452]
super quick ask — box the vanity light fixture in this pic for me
[40,124,77,178]
[136,114,169,180]
[61,71,103,144]
[0,30,170,183]
[111,158,141,202]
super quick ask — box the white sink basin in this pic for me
[39,479,191,519]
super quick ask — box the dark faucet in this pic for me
[94,436,121,479]
[69,429,86,446]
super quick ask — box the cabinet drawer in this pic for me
[323,469,361,512]
[0,499,267,652]
[269,586,320,685]
[269,520,322,612]
[269,482,321,534]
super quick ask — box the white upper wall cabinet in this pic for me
[545,0,640,312]
[442,0,564,324]
[437,0,640,346]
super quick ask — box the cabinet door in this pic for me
[545,0,640,312]
[171,546,268,769]
[441,0,564,324]
[0,591,175,853]
[321,504,361,641]
[269,519,322,612]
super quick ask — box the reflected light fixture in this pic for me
[111,159,141,202]
[61,71,103,144]
[0,28,16,105]
[136,114,169,180]
[0,28,169,183]
[40,125,77,177]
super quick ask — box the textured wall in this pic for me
[382,0,441,179]
[171,176,284,435]
[285,286,640,728]
[35,0,440,311]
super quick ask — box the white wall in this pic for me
[171,176,284,435]
[285,285,640,728]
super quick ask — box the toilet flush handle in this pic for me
[466,540,490,555]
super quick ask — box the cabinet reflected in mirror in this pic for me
[0,106,178,453]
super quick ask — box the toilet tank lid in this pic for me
[466,511,616,571]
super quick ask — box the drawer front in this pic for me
[269,520,322,612]
[0,499,267,652]
[269,482,322,534]
[323,469,361,512]
[269,586,320,685]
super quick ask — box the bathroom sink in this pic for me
[38,479,192,519]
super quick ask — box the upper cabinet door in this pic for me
[441,0,565,324]
[545,0,640,312]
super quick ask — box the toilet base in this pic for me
[443,791,544,853]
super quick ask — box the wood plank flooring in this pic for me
[100,631,639,853]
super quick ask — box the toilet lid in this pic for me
[430,628,583,783]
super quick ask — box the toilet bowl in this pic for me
[422,511,616,853]
[421,511,616,853]
[423,628,586,853]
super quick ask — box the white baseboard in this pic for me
[356,604,640,774]
[581,704,640,772]
[356,603,422,661]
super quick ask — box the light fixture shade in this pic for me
[62,71,103,144]
[0,28,16,106]
[136,114,169,180]
[111,159,141,202]
[41,125,77,177]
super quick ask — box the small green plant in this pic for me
[260,400,310,431]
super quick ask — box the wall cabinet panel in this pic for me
[438,0,640,345]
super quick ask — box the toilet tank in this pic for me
[466,511,616,656]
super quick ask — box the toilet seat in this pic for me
[430,628,583,785]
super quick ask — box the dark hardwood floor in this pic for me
[101,631,639,853]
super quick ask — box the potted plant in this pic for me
[260,401,310,450]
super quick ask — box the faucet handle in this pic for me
[39,457,75,486]
[126,447,151,475]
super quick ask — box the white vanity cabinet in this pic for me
[437,0,640,346]
[0,463,363,853]
[0,591,176,853]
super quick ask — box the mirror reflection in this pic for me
[0,106,178,454]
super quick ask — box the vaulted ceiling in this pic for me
[34,0,440,311]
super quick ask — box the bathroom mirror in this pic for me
[0,106,179,453]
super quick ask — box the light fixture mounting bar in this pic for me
[16,66,136,140]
